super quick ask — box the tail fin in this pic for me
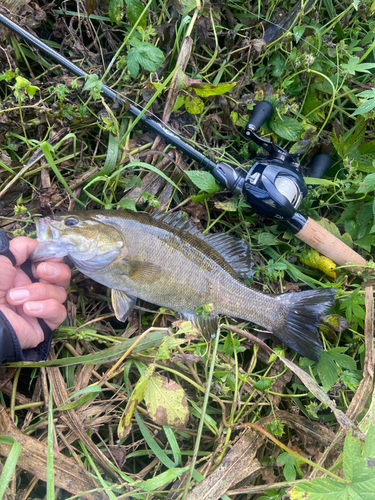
[274,289,337,361]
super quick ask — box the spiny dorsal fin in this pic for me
[151,209,201,234]
[151,209,253,280]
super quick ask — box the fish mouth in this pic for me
[31,217,68,262]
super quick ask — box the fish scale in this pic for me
[31,210,336,361]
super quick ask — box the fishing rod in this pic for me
[0,11,366,269]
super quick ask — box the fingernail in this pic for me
[10,289,30,301]
[43,263,59,277]
[25,301,44,312]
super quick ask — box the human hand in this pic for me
[0,237,71,350]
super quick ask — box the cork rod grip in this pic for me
[295,217,367,269]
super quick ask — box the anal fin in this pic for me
[111,289,137,322]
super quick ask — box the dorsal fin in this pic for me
[151,210,201,234]
[151,210,253,280]
[196,232,253,280]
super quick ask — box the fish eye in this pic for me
[64,217,79,227]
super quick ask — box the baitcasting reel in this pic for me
[213,100,332,223]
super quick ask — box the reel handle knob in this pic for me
[246,101,274,132]
[309,154,332,179]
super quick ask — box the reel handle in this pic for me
[309,154,332,179]
[246,101,274,132]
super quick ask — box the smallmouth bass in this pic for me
[31,210,336,361]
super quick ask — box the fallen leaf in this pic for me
[145,374,189,427]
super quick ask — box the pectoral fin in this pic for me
[122,260,163,284]
[111,289,137,322]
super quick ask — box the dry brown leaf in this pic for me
[0,405,105,500]
[186,430,263,500]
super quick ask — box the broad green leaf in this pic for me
[25,84,38,97]
[192,82,236,97]
[343,431,365,482]
[258,489,287,500]
[342,370,361,391]
[341,232,353,248]
[317,218,341,239]
[257,232,279,246]
[253,378,273,391]
[269,115,305,141]
[269,53,287,77]
[127,49,140,78]
[230,111,249,127]
[118,364,154,439]
[363,424,375,460]
[119,198,137,211]
[357,89,375,99]
[302,91,325,122]
[342,57,375,75]
[354,234,375,251]
[126,0,147,27]
[277,452,302,481]
[172,94,186,112]
[290,477,347,499]
[144,373,189,427]
[290,426,375,500]
[317,352,338,391]
[127,40,165,78]
[184,94,204,114]
[356,173,375,193]
[358,140,375,154]
[352,98,375,116]
[293,26,305,43]
[83,74,102,93]
[185,171,221,193]
[109,0,125,24]
[328,347,357,371]
[170,0,196,15]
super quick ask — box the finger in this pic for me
[0,257,17,296]
[36,262,71,289]
[0,306,44,349]
[9,237,65,268]
[9,237,39,266]
[7,282,67,306]
[23,299,67,331]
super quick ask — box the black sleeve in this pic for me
[0,310,54,365]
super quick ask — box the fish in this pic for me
[31,210,336,361]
